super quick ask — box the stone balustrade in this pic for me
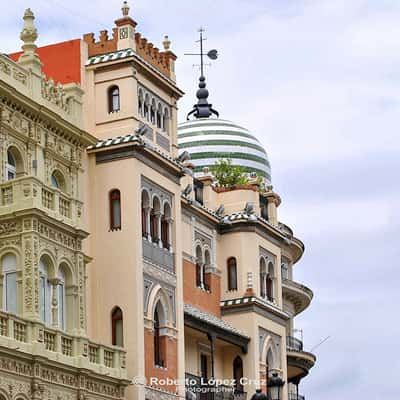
[0,176,83,227]
[0,310,127,378]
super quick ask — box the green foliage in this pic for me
[211,159,249,187]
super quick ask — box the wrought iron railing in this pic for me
[185,373,247,400]
[286,336,303,352]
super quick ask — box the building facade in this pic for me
[0,3,316,400]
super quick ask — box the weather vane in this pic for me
[184,27,218,76]
[185,28,220,120]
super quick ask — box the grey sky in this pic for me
[2,1,399,398]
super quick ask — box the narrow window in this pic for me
[110,190,121,231]
[58,267,66,329]
[6,150,16,181]
[281,263,289,280]
[108,86,120,113]
[267,262,274,302]
[154,309,162,366]
[156,105,162,128]
[233,356,244,393]
[112,307,124,347]
[200,354,208,380]
[163,108,169,134]
[39,257,52,325]
[150,101,156,124]
[227,257,238,291]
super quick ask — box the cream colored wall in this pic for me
[86,153,185,399]
[218,231,282,306]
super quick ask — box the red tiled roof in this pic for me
[9,39,82,84]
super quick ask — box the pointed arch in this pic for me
[146,284,173,326]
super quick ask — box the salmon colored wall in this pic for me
[144,328,178,392]
[9,39,82,84]
[183,259,221,317]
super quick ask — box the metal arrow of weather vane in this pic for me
[184,27,219,77]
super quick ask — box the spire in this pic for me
[18,8,42,72]
[121,1,130,16]
[185,28,219,120]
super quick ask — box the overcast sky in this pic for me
[2,1,399,398]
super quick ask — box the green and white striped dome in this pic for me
[178,118,271,183]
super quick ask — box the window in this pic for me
[195,246,204,288]
[227,257,238,291]
[154,308,164,366]
[150,197,161,243]
[163,108,169,134]
[156,105,162,128]
[200,354,209,380]
[2,254,17,314]
[138,89,144,116]
[110,190,121,231]
[111,307,124,347]
[260,194,268,220]
[6,150,16,181]
[144,96,149,120]
[161,202,171,250]
[141,190,150,238]
[233,356,244,393]
[194,179,204,205]
[51,170,66,192]
[260,258,267,298]
[150,100,156,124]
[281,263,289,280]
[39,257,52,325]
[108,86,120,113]
[58,267,66,329]
[266,262,274,302]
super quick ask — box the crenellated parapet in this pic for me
[83,29,119,57]
[134,32,176,78]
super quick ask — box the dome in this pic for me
[178,118,271,183]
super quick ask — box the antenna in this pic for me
[310,336,331,352]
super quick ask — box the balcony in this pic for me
[185,373,247,400]
[0,176,82,227]
[0,311,126,378]
[142,237,175,273]
[286,336,316,383]
[282,279,313,315]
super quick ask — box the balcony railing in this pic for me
[0,311,126,373]
[185,373,247,400]
[0,176,82,226]
[287,336,303,352]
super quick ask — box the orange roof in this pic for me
[9,39,82,84]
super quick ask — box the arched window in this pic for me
[144,94,150,120]
[58,267,66,329]
[2,254,17,314]
[109,189,121,231]
[39,257,52,325]
[260,258,267,298]
[154,301,166,367]
[162,108,169,134]
[150,197,160,243]
[51,170,66,192]
[195,246,203,288]
[233,356,244,393]
[161,202,171,250]
[141,190,150,238]
[266,348,274,396]
[108,86,120,113]
[267,262,275,302]
[138,89,144,116]
[227,257,238,291]
[204,250,211,291]
[150,100,156,125]
[6,150,16,181]
[156,104,162,129]
[111,306,124,347]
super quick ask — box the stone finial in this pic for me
[121,1,130,16]
[163,35,171,51]
[20,8,38,52]
[18,8,42,71]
